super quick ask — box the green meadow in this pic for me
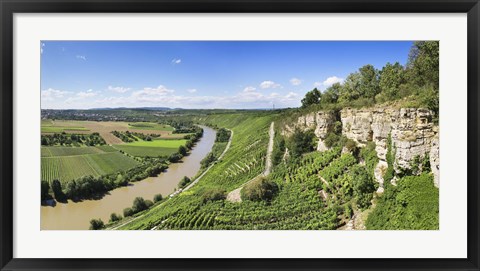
[128,122,174,131]
[113,139,187,157]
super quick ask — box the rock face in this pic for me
[283,111,336,152]
[282,107,440,187]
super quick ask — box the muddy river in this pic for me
[41,126,216,230]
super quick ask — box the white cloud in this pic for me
[243,86,256,92]
[108,86,131,93]
[41,88,71,101]
[259,81,281,89]
[76,55,87,61]
[41,43,45,54]
[285,92,298,99]
[64,90,98,104]
[187,89,197,93]
[76,90,97,98]
[315,76,344,88]
[132,85,174,101]
[43,83,302,110]
[171,58,182,64]
[289,78,302,86]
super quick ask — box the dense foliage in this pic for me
[89,219,105,230]
[111,130,160,142]
[300,41,439,120]
[41,132,106,146]
[215,128,231,142]
[241,177,279,202]
[366,174,439,230]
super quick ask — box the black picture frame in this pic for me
[1,0,479,270]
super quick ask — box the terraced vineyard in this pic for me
[41,149,139,183]
[117,112,276,229]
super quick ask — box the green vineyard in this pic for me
[41,146,112,157]
[41,151,139,183]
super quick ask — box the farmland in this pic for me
[41,120,90,133]
[128,122,174,131]
[41,146,113,157]
[113,139,187,157]
[41,120,183,144]
[41,147,139,183]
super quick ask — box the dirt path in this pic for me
[226,122,275,203]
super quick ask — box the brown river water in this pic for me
[41,126,216,230]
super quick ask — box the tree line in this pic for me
[41,132,106,146]
[301,41,439,120]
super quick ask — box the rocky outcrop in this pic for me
[283,111,336,152]
[282,106,439,187]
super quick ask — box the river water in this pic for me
[41,126,216,230]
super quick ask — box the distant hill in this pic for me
[89,107,173,111]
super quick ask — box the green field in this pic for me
[41,126,90,133]
[128,122,174,131]
[41,151,139,183]
[113,139,186,157]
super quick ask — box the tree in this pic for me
[132,197,148,213]
[51,179,64,201]
[351,166,377,209]
[339,65,379,104]
[123,207,134,217]
[339,72,362,103]
[407,41,439,89]
[379,62,405,100]
[109,213,122,223]
[153,194,163,203]
[288,128,316,159]
[321,83,342,105]
[178,145,188,156]
[168,153,183,163]
[41,180,50,201]
[358,64,380,99]
[301,88,322,108]
[89,219,105,230]
[179,176,191,188]
[241,177,279,202]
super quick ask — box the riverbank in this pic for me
[41,126,217,230]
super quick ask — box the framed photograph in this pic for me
[1,0,479,270]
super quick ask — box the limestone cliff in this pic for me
[282,107,439,187]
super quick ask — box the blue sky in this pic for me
[41,41,413,109]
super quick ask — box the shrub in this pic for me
[132,197,148,213]
[178,145,188,156]
[153,194,163,203]
[109,213,122,223]
[123,207,134,217]
[41,180,50,201]
[179,176,191,188]
[50,179,65,201]
[145,200,154,208]
[241,177,279,202]
[168,153,183,163]
[202,188,226,203]
[89,219,105,230]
